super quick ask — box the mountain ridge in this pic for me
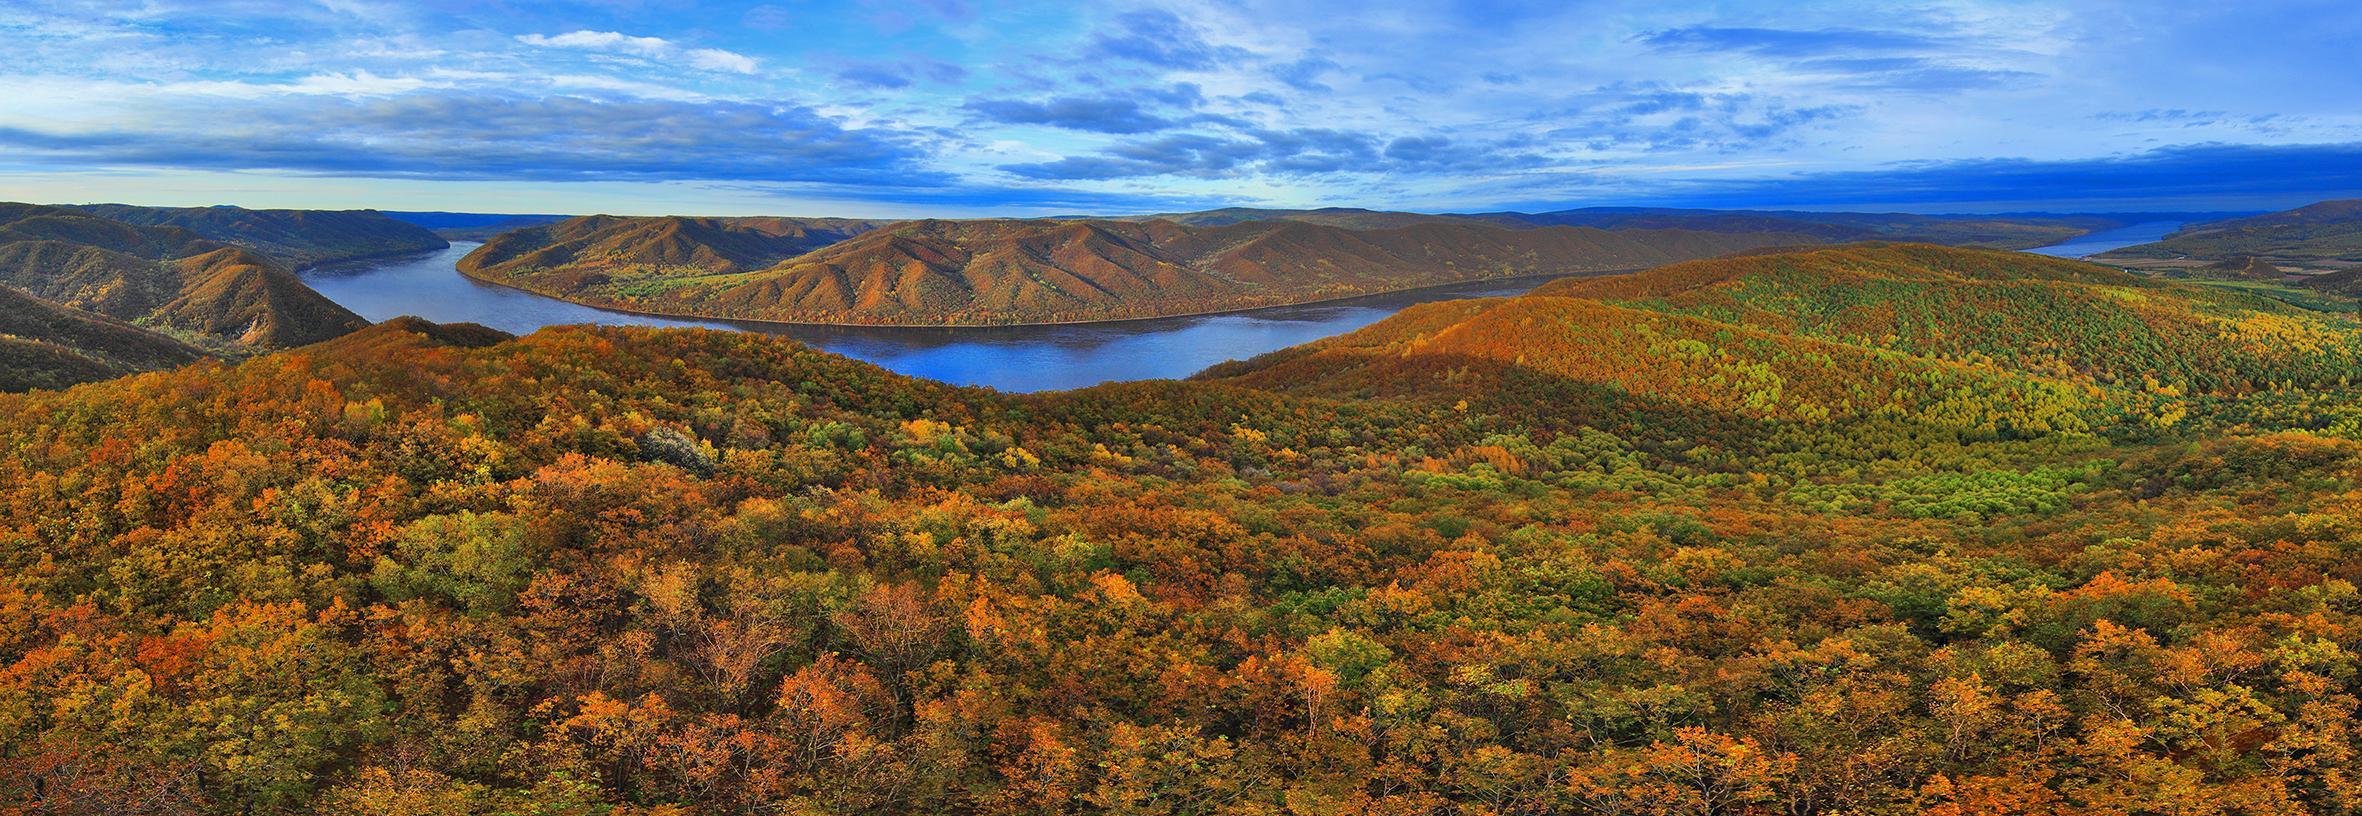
[0,203,369,370]
[459,215,1814,325]
[66,203,449,269]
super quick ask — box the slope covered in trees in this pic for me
[0,202,368,364]
[0,283,206,391]
[6,243,2362,814]
[68,204,450,269]
[460,217,1808,325]
[1534,243,2362,392]
[460,214,895,277]
[1210,243,2362,433]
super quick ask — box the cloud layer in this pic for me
[0,0,2354,215]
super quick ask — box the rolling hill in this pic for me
[460,214,894,279]
[1207,242,2362,432]
[68,203,449,269]
[0,283,208,391]
[0,202,368,359]
[2100,200,2362,288]
[459,216,1812,325]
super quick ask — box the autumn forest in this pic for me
[5,233,2362,815]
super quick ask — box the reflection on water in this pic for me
[2022,221,2185,259]
[303,242,1585,392]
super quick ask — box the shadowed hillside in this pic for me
[462,214,894,276]
[0,203,368,363]
[152,247,373,348]
[461,216,1811,325]
[0,284,207,390]
[69,203,449,268]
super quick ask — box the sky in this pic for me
[0,0,2356,217]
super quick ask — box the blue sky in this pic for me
[0,0,2355,216]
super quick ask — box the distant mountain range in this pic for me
[0,202,374,389]
[380,210,574,242]
[1118,206,2228,249]
[458,215,1816,325]
[453,205,2223,326]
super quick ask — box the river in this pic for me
[303,224,2174,393]
[2021,220,2184,258]
[301,243,1588,392]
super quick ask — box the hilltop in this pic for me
[461,214,893,278]
[459,216,1809,325]
[68,203,449,269]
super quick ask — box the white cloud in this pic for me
[516,30,673,56]
[687,48,760,74]
[286,70,434,95]
[516,30,760,74]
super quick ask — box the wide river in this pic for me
[304,225,2179,393]
[302,243,1591,392]
[2021,220,2185,258]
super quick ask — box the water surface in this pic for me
[2022,220,2184,258]
[303,243,1582,392]
[308,224,2181,393]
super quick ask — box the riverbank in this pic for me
[451,262,1645,330]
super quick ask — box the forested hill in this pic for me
[68,203,450,269]
[2103,199,2362,293]
[460,214,893,277]
[0,202,368,379]
[5,241,2362,812]
[458,216,1810,325]
[0,283,206,391]
[1209,242,2362,418]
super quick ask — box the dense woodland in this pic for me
[5,243,2362,815]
